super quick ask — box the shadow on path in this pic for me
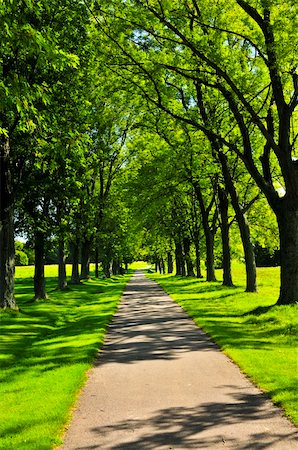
[60,272,298,450]
[77,387,297,449]
[97,276,215,365]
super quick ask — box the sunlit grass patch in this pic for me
[147,264,298,425]
[0,268,131,449]
[129,260,151,270]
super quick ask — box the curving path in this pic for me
[60,271,297,450]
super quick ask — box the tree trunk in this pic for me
[193,182,217,282]
[167,252,173,273]
[58,237,67,290]
[183,237,195,277]
[0,137,16,309]
[277,204,298,304]
[80,239,91,279]
[112,259,119,275]
[0,135,16,309]
[95,247,99,278]
[240,216,257,292]
[218,151,257,292]
[205,229,217,282]
[157,259,161,274]
[103,261,111,278]
[193,231,203,278]
[71,241,80,284]
[202,218,217,282]
[218,186,233,286]
[181,252,186,276]
[175,241,184,275]
[34,230,47,300]
[160,257,165,274]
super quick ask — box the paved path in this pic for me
[60,271,297,450]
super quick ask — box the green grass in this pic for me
[147,263,298,426]
[0,265,131,450]
[128,261,151,270]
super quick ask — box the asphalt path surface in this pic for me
[60,271,297,449]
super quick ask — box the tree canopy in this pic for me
[0,0,297,307]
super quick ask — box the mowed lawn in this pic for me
[0,265,131,450]
[147,264,298,426]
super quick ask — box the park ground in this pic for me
[0,262,297,449]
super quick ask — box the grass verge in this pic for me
[147,264,298,426]
[0,265,131,450]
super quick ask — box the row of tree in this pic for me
[0,1,140,307]
[96,0,297,304]
[0,0,297,308]
[124,114,278,288]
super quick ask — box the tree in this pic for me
[97,0,298,303]
[0,0,90,307]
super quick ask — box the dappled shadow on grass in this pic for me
[115,276,289,362]
[0,275,129,383]
[243,305,276,316]
[85,387,297,449]
[175,299,295,352]
[0,273,131,449]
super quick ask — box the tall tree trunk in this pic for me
[71,240,80,284]
[103,261,111,278]
[58,237,67,290]
[194,182,217,282]
[0,138,16,309]
[193,231,203,278]
[157,259,162,274]
[239,215,257,292]
[276,203,298,304]
[218,186,233,287]
[181,251,186,276]
[112,259,119,275]
[183,237,195,277]
[95,247,99,278]
[205,230,216,282]
[218,151,257,292]
[167,251,173,273]
[160,257,165,274]
[34,230,47,300]
[175,241,184,275]
[196,84,255,289]
[80,238,91,279]
[0,136,16,309]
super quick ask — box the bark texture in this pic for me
[193,182,217,282]
[218,186,233,287]
[34,230,47,300]
[277,204,298,304]
[103,261,111,278]
[112,259,121,275]
[160,258,165,274]
[218,151,257,292]
[183,237,195,277]
[193,231,203,278]
[0,136,16,309]
[175,241,185,276]
[95,247,99,278]
[71,241,80,284]
[58,238,67,290]
[167,252,173,274]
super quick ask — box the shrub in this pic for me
[15,250,29,266]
